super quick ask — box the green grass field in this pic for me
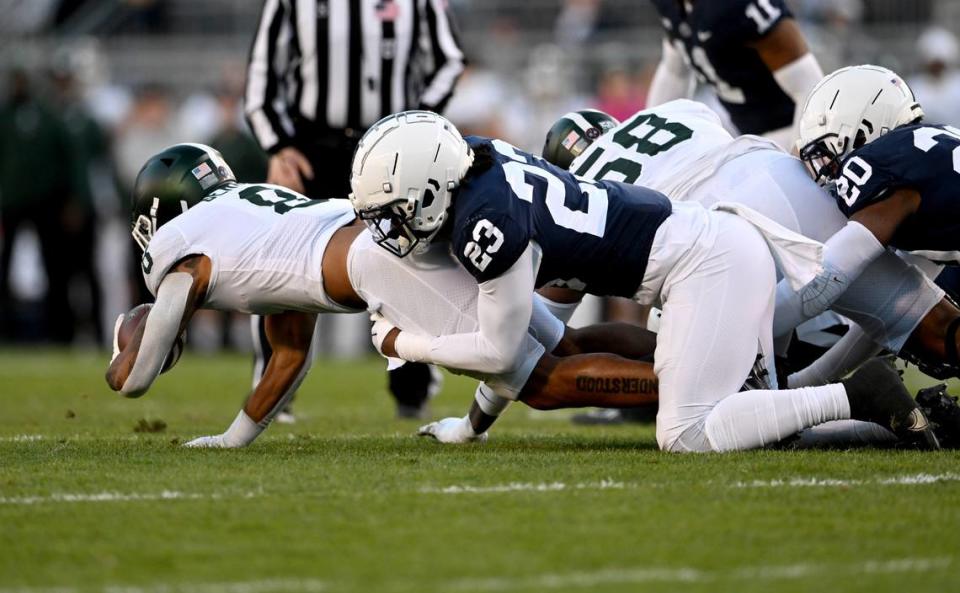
[2,349,960,593]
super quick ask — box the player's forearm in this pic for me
[396,329,525,375]
[118,273,193,397]
[244,0,292,152]
[774,52,824,144]
[647,39,694,107]
[397,251,536,374]
[418,0,466,112]
[796,221,885,320]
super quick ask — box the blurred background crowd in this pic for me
[1,0,959,354]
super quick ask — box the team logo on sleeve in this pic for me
[141,251,154,274]
[463,219,505,272]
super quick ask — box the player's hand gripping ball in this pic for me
[113,304,185,373]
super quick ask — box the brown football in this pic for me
[117,303,185,373]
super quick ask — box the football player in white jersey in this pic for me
[540,100,960,390]
[106,144,680,447]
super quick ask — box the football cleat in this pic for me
[916,383,960,449]
[842,358,939,450]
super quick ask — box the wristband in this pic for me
[474,383,511,417]
[394,332,432,363]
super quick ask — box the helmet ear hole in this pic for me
[853,129,868,149]
[421,189,435,209]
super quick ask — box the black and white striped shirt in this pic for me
[245,0,466,153]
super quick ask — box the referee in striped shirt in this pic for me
[245,0,465,198]
[245,0,466,420]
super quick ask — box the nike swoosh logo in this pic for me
[907,408,930,432]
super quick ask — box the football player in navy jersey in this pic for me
[648,0,824,150]
[791,65,960,382]
[349,111,938,452]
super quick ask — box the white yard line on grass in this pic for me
[419,479,626,494]
[103,580,328,593]
[733,472,960,489]
[421,472,960,495]
[0,557,950,593]
[0,490,261,506]
[447,556,954,591]
[0,580,327,593]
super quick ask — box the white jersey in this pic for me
[570,99,781,200]
[347,232,564,398]
[141,183,359,315]
[574,100,941,353]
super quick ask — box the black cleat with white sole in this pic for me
[842,358,940,450]
[916,383,960,449]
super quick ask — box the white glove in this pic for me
[418,415,488,444]
[370,312,398,356]
[111,314,124,362]
[183,434,228,448]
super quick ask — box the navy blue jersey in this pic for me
[651,0,794,135]
[831,124,960,260]
[450,137,673,298]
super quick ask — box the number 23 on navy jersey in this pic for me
[450,137,672,297]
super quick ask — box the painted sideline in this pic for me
[0,557,950,593]
[0,491,261,506]
[420,472,960,494]
[448,556,952,591]
[0,579,326,593]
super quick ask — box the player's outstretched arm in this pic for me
[647,37,695,107]
[774,189,919,333]
[185,311,316,449]
[105,256,208,396]
[379,245,538,375]
[751,18,823,148]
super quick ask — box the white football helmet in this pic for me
[349,110,474,257]
[797,65,924,184]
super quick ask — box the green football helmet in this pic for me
[541,109,620,170]
[131,143,236,250]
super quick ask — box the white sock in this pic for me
[704,384,851,452]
